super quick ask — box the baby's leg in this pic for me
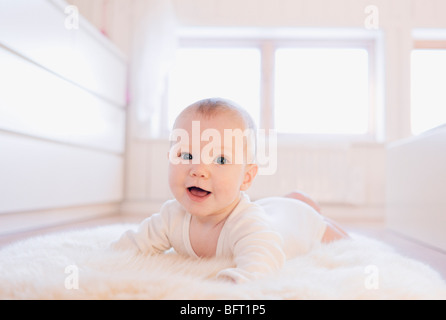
[284,191,321,213]
[284,191,349,242]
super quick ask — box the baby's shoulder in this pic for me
[157,199,187,221]
[160,198,183,211]
[224,201,283,247]
[228,200,271,229]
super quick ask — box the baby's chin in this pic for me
[175,190,241,217]
[183,204,216,219]
[180,198,228,220]
[177,194,212,214]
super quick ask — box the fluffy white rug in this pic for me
[0,224,445,300]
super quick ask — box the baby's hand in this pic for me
[216,268,251,284]
[217,274,237,284]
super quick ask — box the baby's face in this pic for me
[168,111,257,221]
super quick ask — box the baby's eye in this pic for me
[180,152,193,160]
[215,156,228,165]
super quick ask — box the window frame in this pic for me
[167,29,379,143]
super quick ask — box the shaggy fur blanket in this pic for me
[0,224,445,300]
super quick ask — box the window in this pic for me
[274,48,369,134]
[166,31,376,139]
[411,47,446,135]
[167,48,261,131]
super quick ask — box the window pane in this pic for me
[167,48,261,130]
[411,49,446,135]
[274,48,369,134]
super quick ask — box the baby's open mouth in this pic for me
[187,186,211,198]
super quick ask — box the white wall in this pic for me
[0,0,127,235]
[387,127,446,251]
[64,0,133,56]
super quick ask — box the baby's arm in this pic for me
[111,211,171,254]
[216,217,286,283]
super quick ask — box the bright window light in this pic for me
[274,48,369,134]
[167,48,261,130]
[411,49,446,135]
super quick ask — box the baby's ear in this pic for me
[240,164,258,191]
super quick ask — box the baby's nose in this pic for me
[189,165,209,179]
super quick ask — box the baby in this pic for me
[112,98,349,283]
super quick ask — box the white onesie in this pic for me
[111,192,327,283]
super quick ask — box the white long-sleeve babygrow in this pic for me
[112,193,326,283]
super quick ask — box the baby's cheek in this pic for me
[215,169,244,194]
[168,164,183,189]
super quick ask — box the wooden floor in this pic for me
[1,213,445,280]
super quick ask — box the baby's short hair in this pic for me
[176,97,256,131]
[196,98,256,129]
[173,97,257,164]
